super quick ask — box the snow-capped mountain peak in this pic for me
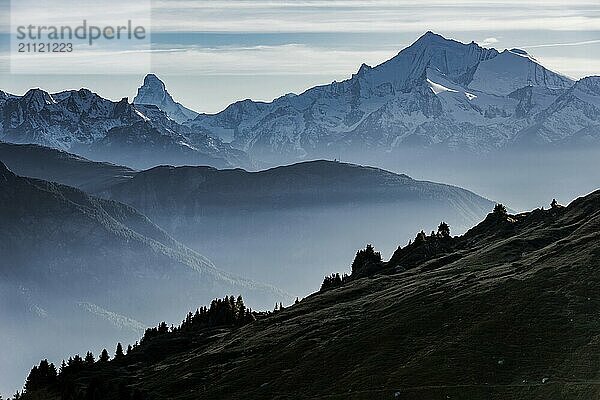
[360,31,499,92]
[133,74,199,124]
[2,32,599,167]
[468,48,572,95]
[187,31,599,160]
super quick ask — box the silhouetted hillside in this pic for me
[17,191,600,399]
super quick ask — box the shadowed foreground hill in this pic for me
[19,191,600,400]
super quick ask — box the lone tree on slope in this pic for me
[437,221,451,238]
[351,244,382,275]
[493,203,507,216]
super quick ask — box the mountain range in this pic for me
[187,32,600,162]
[1,32,599,176]
[17,188,600,399]
[0,141,496,294]
[97,159,495,292]
[0,83,248,170]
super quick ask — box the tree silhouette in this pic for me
[24,359,57,393]
[321,273,350,291]
[351,244,382,275]
[115,343,124,358]
[85,352,94,364]
[99,349,109,363]
[414,230,426,244]
[493,203,507,216]
[437,221,450,238]
[141,295,257,344]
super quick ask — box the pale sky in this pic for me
[1,0,599,113]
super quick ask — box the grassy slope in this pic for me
[22,192,600,400]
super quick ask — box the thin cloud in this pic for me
[149,1,600,32]
[481,37,499,46]
[148,44,395,76]
[520,39,600,49]
[534,55,600,79]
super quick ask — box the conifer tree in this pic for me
[158,322,168,334]
[85,351,94,364]
[493,203,507,216]
[236,295,246,325]
[99,349,109,362]
[437,221,451,238]
[24,359,57,392]
[115,343,124,358]
[351,244,382,275]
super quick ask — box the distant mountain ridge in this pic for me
[0,141,136,192]
[0,160,286,319]
[97,159,495,293]
[186,32,599,162]
[101,159,493,222]
[0,142,497,296]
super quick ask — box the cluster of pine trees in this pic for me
[320,272,350,291]
[19,295,257,400]
[23,359,57,393]
[320,221,458,291]
[141,295,255,344]
[16,345,143,400]
[320,243,383,291]
[351,244,383,275]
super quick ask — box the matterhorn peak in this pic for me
[133,73,198,124]
[135,74,169,103]
[142,73,167,91]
